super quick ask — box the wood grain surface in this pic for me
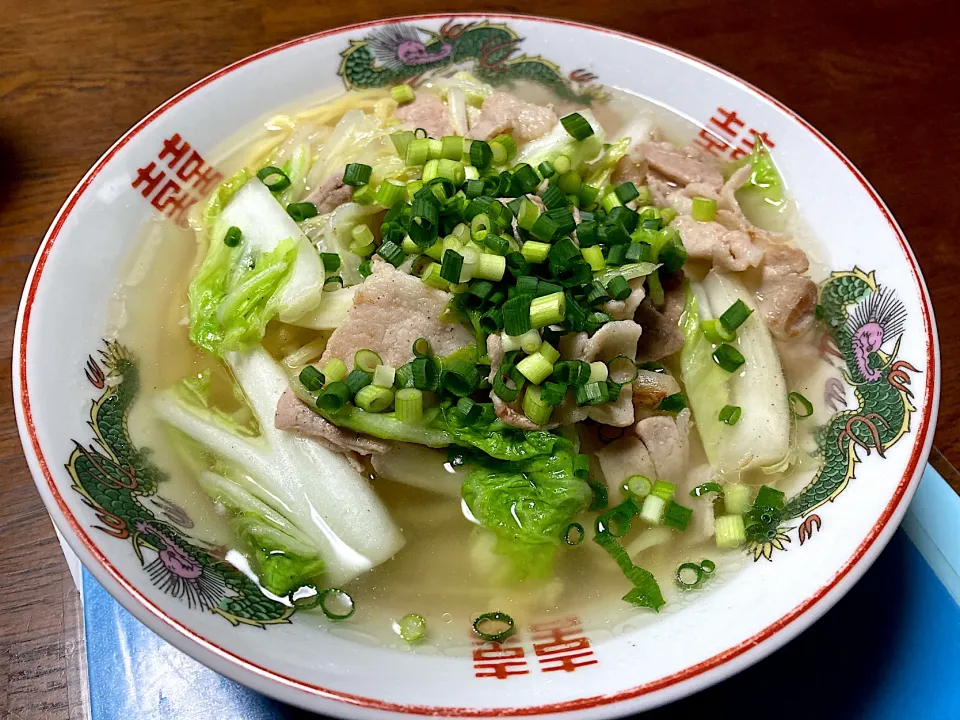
[0,1,955,717]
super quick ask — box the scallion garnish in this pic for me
[712,344,745,373]
[564,522,585,546]
[316,588,356,619]
[560,112,594,141]
[316,382,351,413]
[298,366,325,392]
[223,226,242,247]
[691,196,717,222]
[343,163,372,186]
[663,501,692,531]
[718,299,753,333]
[286,201,318,222]
[439,249,464,284]
[256,165,291,192]
[493,363,524,403]
[718,404,742,425]
[657,392,687,413]
[442,360,481,397]
[355,384,394,413]
[788,391,814,418]
[473,611,515,642]
[502,295,533,336]
[675,562,704,590]
[395,388,423,424]
[690,482,724,498]
[395,613,427,642]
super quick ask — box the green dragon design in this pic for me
[746,268,919,560]
[338,19,604,104]
[67,343,293,627]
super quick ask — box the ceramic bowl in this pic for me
[13,13,939,718]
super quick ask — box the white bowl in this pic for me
[13,13,940,717]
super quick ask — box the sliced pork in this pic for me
[320,261,473,370]
[275,390,389,455]
[305,171,354,215]
[467,92,557,142]
[394,96,453,138]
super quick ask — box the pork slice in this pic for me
[467,91,557,142]
[633,298,684,362]
[640,142,724,189]
[275,390,389,455]
[305,171,353,214]
[758,272,818,340]
[634,411,689,483]
[672,215,763,272]
[394,96,452,138]
[612,154,648,188]
[595,435,656,504]
[632,369,681,409]
[760,240,810,280]
[320,261,474,370]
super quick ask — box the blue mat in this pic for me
[83,466,960,719]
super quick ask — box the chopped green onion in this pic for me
[722,483,752,515]
[354,349,382,374]
[512,164,540,193]
[375,179,405,207]
[675,562,704,589]
[473,253,506,281]
[390,130,415,158]
[286,202,318,222]
[473,611,515,642]
[541,381,567,405]
[323,358,348,383]
[651,480,676,502]
[635,186,653,206]
[395,388,424,423]
[788,391,814,418]
[352,184,376,205]
[700,559,716,574]
[391,84,415,104]
[469,140,493,169]
[441,135,465,161]
[358,259,373,277]
[690,482,724,499]
[719,404,742,425]
[377,240,407,267]
[343,163,372,186]
[421,262,449,289]
[503,295,532,336]
[372,364,396,388]
[320,252,341,272]
[615,182,640,205]
[521,240,551,264]
[501,328,540,353]
[542,184,567,209]
[553,359,591,387]
[701,319,736,343]
[410,357,439,391]
[560,112,594,141]
[584,279,609,305]
[719,299,753,332]
[553,154,572,174]
[657,392,687,412]
[442,360,481,397]
[522,384,553,425]
[715,515,747,549]
[588,361,609,384]
[406,138,431,166]
[663,501,692,531]
[516,198,541,230]
[435,158,466,186]
[691,196,717,222]
[607,275,631,301]
[493,364,524,402]
[299,366,325,392]
[712,344,745,373]
[581,245,605,271]
[557,171,582,195]
[564,522,585,546]
[412,338,432,358]
[394,612,426,642]
[639,494,667,524]
[588,480,609,511]
[453,397,484,426]
[607,355,638,384]
[401,237,420,255]
[539,341,560,365]
[601,191,623,213]
[223,226,242,247]
[517,352,555,385]
[530,214,558,242]
[575,381,608,406]
[355,384,394,412]
[492,134,517,160]
[256,166,291,192]
[754,485,786,510]
[530,291,565,329]
[316,382,351,413]
[349,224,376,256]
[316,588,355,619]
[484,233,509,255]
[426,138,443,160]
[626,474,652,499]
[322,275,343,290]
[440,249,464,283]
[538,160,555,179]
[344,368,372,396]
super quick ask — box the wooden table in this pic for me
[1,1,956,716]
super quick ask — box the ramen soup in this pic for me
[113,74,831,651]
